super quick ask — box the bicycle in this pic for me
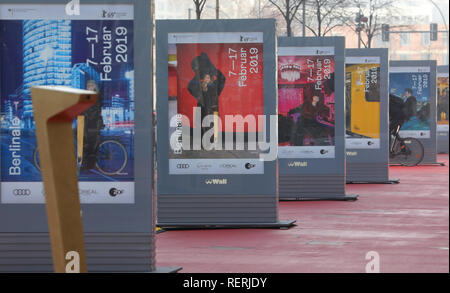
[389,122,424,167]
[33,115,129,176]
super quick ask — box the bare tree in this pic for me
[268,0,305,36]
[294,0,352,37]
[345,0,400,48]
[193,0,207,19]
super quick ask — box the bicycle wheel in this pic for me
[394,137,424,167]
[95,140,128,176]
[33,148,41,171]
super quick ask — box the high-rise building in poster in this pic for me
[22,20,72,128]
[72,63,101,90]
[125,70,134,122]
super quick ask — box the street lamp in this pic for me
[205,4,231,19]
[428,0,449,64]
[355,7,368,49]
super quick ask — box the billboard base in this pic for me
[280,194,358,201]
[390,162,446,166]
[151,267,183,273]
[346,179,400,184]
[437,133,449,154]
[158,220,296,230]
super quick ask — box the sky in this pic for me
[396,0,449,24]
[155,0,449,25]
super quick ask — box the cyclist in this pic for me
[389,93,406,137]
[403,88,418,121]
[81,80,104,171]
[389,92,425,166]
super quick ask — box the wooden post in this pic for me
[31,86,97,273]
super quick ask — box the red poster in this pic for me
[278,55,336,147]
[170,43,264,132]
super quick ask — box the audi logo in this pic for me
[13,189,31,196]
[177,164,190,169]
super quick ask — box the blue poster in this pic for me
[0,4,135,203]
[390,69,431,139]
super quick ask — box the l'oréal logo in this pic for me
[220,164,237,169]
[300,150,314,154]
[79,189,98,196]
[205,179,228,185]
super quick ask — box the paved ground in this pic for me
[156,154,449,273]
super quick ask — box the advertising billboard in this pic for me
[345,57,381,149]
[278,47,336,159]
[389,67,431,139]
[437,72,449,132]
[0,3,135,203]
[168,32,265,175]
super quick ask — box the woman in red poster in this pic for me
[187,52,226,142]
[288,94,331,146]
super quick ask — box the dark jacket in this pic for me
[187,53,226,115]
[301,101,329,121]
[403,96,417,121]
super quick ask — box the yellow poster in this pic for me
[345,61,381,149]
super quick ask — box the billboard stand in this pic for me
[389,60,445,167]
[156,19,295,228]
[277,37,358,201]
[346,179,399,184]
[345,49,399,184]
[0,0,169,272]
[389,162,445,166]
[437,65,449,154]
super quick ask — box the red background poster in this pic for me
[278,55,336,146]
[172,43,264,132]
[278,55,335,118]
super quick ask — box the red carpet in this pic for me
[156,154,449,273]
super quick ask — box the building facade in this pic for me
[22,20,72,129]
